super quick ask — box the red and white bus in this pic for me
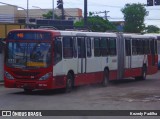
[4,29,158,92]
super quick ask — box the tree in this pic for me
[42,11,60,19]
[121,3,148,33]
[145,25,160,33]
[74,14,116,32]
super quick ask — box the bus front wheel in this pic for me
[23,89,33,93]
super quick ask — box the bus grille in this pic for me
[13,71,40,80]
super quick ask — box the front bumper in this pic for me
[4,75,66,90]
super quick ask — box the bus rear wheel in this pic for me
[135,65,147,80]
[102,69,109,87]
[65,73,73,93]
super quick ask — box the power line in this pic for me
[108,17,160,21]
[64,1,160,11]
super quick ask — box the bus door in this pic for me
[150,39,156,66]
[117,33,125,79]
[77,37,86,75]
[125,38,132,75]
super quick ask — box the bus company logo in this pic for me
[2,111,11,116]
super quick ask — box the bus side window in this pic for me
[155,40,157,54]
[125,39,131,56]
[109,38,117,56]
[132,39,137,55]
[54,37,62,65]
[142,40,145,54]
[94,37,101,57]
[100,37,108,56]
[150,39,155,55]
[139,39,144,55]
[73,37,77,58]
[63,37,73,58]
[137,39,140,55]
[144,39,150,54]
[86,37,92,57]
[77,37,86,58]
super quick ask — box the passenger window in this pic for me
[86,37,92,57]
[155,40,157,54]
[150,39,155,55]
[109,38,117,56]
[100,38,109,56]
[141,40,145,54]
[54,37,62,65]
[73,37,77,58]
[144,39,150,54]
[94,38,101,57]
[138,40,144,55]
[132,39,137,55]
[78,37,85,58]
[125,39,131,56]
[63,37,73,58]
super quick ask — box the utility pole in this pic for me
[104,10,109,20]
[84,0,87,28]
[26,0,29,28]
[92,10,110,20]
[57,0,65,20]
[52,0,54,20]
[62,0,65,20]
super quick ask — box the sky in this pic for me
[0,0,160,27]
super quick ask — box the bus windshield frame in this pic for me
[5,31,53,69]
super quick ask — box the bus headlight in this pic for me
[5,72,14,80]
[39,72,52,81]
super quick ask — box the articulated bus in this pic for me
[4,29,158,92]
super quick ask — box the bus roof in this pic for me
[59,30,117,37]
[9,29,117,37]
[8,29,158,40]
[123,33,156,39]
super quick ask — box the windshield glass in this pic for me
[6,42,52,68]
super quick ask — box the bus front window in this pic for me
[6,42,52,68]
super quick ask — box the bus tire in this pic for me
[24,89,33,93]
[141,65,147,80]
[135,65,147,80]
[102,69,109,87]
[65,73,73,93]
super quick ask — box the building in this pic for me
[0,5,19,23]
[0,5,83,23]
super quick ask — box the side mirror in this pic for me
[1,38,6,44]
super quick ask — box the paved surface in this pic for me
[0,71,160,119]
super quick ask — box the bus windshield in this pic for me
[6,42,52,69]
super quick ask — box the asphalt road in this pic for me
[0,71,160,119]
